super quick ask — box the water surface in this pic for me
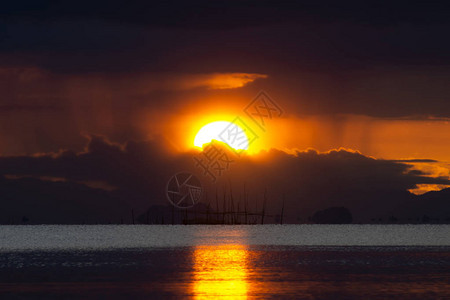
[0,225,449,299]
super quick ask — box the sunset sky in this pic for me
[1,1,449,223]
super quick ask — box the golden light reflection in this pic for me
[192,245,248,299]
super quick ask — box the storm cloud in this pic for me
[0,2,449,223]
[0,136,448,223]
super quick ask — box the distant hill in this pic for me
[394,188,450,222]
[312,207,353,224]
[0,173,449,224]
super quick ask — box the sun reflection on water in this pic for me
[192,245,248,299]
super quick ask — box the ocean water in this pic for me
[0,225,449,299]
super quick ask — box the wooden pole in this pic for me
[215,188,219,223]
[222,188,226,224]
[244,183,248,224]
[261,189,267,225]
[229,183,235,224]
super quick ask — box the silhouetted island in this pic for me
[312,207,353,224]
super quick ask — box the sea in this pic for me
[0,225,449,299]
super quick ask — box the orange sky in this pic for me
[1,67,449,195]
[155,106,450,160]
[150,100,450,195]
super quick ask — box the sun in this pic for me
[194,121,249,150]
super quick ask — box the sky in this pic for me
[0,1,449,223]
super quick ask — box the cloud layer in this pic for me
[0,136,448,223]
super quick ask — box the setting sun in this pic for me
[194,121,249,151]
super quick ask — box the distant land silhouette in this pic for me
[1,173,448,224]
[312,207,353,224]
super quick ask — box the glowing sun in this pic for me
[194,121,249,150]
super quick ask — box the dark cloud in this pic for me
[391,159,439,163]
[1,2,449,119]
[2,1,450,72]
[0,104,63,112]
[0,136,448,223]
[2,1,449,28]
[0,2,449,224]
[0,176,127,224]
